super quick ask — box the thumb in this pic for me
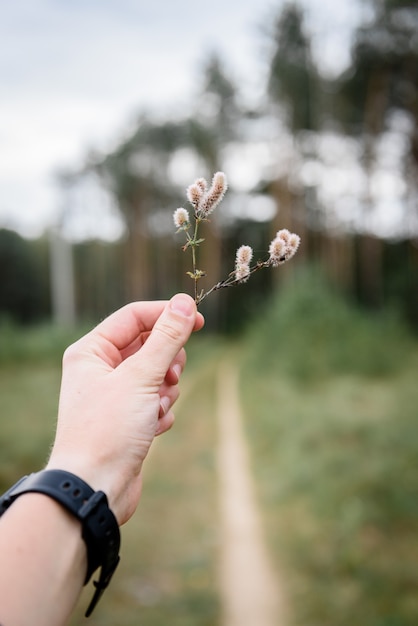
[127,293,197,384]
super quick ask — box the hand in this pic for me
[46,294,204,524]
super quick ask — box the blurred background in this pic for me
[0,0,417,624]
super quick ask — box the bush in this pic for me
[247,268,412,381]
[0,319,88,365]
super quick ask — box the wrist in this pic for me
[45,457,112,506]
[45,454,134,525]
[0,470,121,617]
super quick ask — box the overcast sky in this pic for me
[0,0,361,238]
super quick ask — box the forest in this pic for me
[0,0,417,333]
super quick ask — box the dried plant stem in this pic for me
[196,260,270,305]
[183,217,205,303]
[192,220,199,302]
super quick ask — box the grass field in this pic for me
[1,274,417,625]
[240,274,418,626]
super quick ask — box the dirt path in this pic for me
[217,359,285,626]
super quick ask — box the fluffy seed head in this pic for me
[187,183,204,208]
[269,230,301,265]
[236,245,253,266]
[276,228,291,244]
[235,263,250,283]
[197,171,228,217]
[286,233,301,260]
[173,207,190,229]
[195,178,208,193]
[268,236,287,266]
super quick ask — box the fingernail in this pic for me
[170,294,195,317]
[159,396,170,418]
[172,363,182,382]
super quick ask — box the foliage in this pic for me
[0,229,49,323]
[337,0,418,141]
[268,3,321,130]
[245,267,413,380]
[0,318,87,365]
[197,52,241,144]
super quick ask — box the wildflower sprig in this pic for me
[173,171,301,305]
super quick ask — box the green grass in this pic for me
[0,318,87,365]
[0,364,61,488]
[241,274,418,626]
[0,321,89,488]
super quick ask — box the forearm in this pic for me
[0,493,87,626]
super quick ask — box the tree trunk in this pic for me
[49,228,76,326]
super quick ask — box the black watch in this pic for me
[0,469,121,617]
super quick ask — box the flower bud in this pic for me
[268,236,287,266]
[236,245,253,266]
[235,263,250,283]
[173,207,190,229]
[197,171,228,217]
